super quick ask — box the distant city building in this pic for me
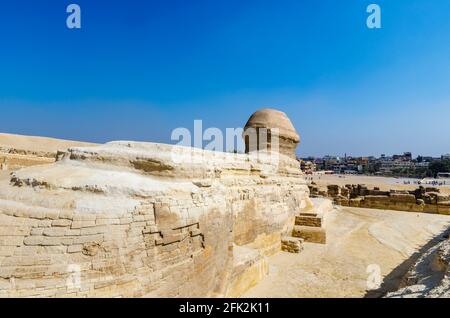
[392,152,412,161]
[422,156,435,162]
[415,162,430,168]
[309,151,447,177]
[403,152,412,161]
[437,172,450,179]
[380,160,414,175]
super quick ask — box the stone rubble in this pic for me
[310,183,450,215]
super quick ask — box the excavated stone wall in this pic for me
[0,141,309,297]
[0,150,55,171]
[313,184,450,215]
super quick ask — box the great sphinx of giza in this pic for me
[0,108,319,297]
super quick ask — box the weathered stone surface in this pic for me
[295,215,322,227]
[281,236,304,253]
[292,226,326,244]
[387,237,450,298]
[243,109,300,159]
[327,185,340,197]
[324,184,450,215]
[0,114,310,297]
[225,245,269,297]
[0,133,96,171]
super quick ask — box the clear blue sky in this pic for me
[0,0,449,157]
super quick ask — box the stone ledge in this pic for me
[281,236,304,253]
[292,226,326,244]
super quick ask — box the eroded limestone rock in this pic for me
[0,113,313,297]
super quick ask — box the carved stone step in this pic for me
[295,215,322,227]
[281,236,304,253]
[299,212,318,217]
[292,226,326,244]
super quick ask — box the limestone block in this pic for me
[72,234,103,245]
[0,236,24,247]
[292,226,326,244]
[411,203,424,213]
[299,212,317,217]
[327,185,340,197]
[58,210,74,220]
[436,195,450,203]
[1,256,52,267]
[281,236,303,253]
[71,221,96,229]
[349,198,362,207]
[95,218,121,225]
[52,219,72,227]
[437,202,450,215]
[423,204,439,214]
[0,246,15,257]
[37,220,53,228]
[43,228,68,237]
[0,226,30,236]
[365,195,391,203]
[24,235,73,246]
[416,199,425,205]
[340,187,349,198]
[44,211,60,220]
[65,229,81,236]
[389,193,417,204]
[426,192,440,204]
[73,214,97,221]
[67,245,83,253]
[119,217,133,224]
[79,226,107,235]
[295,215,322,227]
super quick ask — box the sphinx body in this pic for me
[0,109,310,297]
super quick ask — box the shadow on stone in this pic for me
[364,227,450,298]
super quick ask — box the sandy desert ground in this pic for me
[0,133,97,171]
[0,171,8,181]
[244,207,450,298]
[0,133,96,154]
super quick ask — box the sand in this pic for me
[243,207,450,298]
[0,133,97,153]
[0,133,98,171]
[0,171,9,181]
